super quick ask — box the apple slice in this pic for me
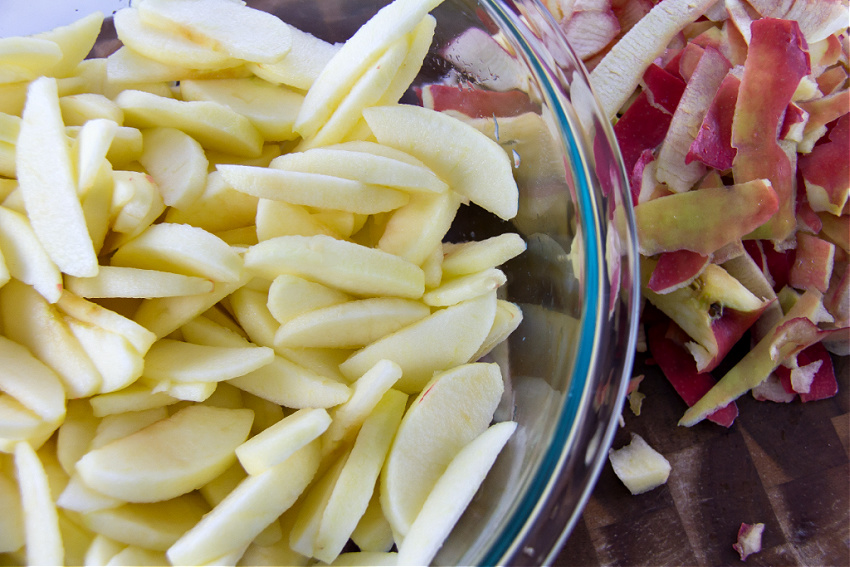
[166,440,320,567]
[75,405,253,502]
[16,77,98,277]
[56,473,123,514]
[397,420,516,566]
[89,407,169,451]
[380,362,504,537]
[142,339,274,383]
[0,335,66,425]
[0,36,62,83]
[608,433,671,494]
[340,291,497,392]
[313,389,407,563]
[115,89,264,158]
[111,222,243,283]
[422,267,506,307]
[293,0,443,138]
[164,170,259,234]
[247,26,340,91]
[0,471,24,554]
[217,164,410,215]
[267,275,351,325]
[351,491,394,553]
[236,408,331,475]
[329,552,398,566]
[274,297,430,349]
[136,0,293,64]
[74,118,118,195]
[0,280,101,398]
[364,104,519,220]
[441,233,527,278]
[108,170,166,242]
[65,265,214,299]
[56,291,156,356]
[733,522,765,561]
[138,127,208,210]
[15,441,64,566]
[377,191,463,266]
[244,234,425,299]
[471,300,524,361]
[32,11,104,79]
[255,199,337,241]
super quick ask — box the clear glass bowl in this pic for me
[1,0,640,564]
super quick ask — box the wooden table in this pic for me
[555,353,849,566]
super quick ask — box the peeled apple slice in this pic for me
[364,104,519,220]
[397,420,517,566]
[380,362,505,537]
[75,405,254,502]
[15,441,64,566]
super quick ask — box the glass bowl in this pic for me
[0,0,640,564]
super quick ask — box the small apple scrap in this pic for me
[733,522,765,561]
[0,0,527,565]
[608,433,672,495]
[587,0,849,427]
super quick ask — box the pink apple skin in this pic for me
[647,249,710,293]
[776,342,838,402]
[731,18,811,241]
[647,322,738,427]
[416,84,539,119]
[686,71,740,170]
[789,232,836,293]
[700,304,770,373]
[798,89,849,138]
[817,212,849,253]
[799,113,849,215]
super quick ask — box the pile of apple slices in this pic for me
[0,0,528,565]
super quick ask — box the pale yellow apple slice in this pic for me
[0,206,62,303]
[244,234,425,299]
[133,276,248,339]
[329,551,398,566]
[0,36,62,83]
[89,407,169,451]
[235,408,331,475]
[158,380,218,403]
[299,33,408,150]
[138,127,208,209]
[340,291,498,392]
[56,473,123,514]
[294,0,443,138]
[87,384,176,418]
[228,286,280,348]
[0,280,101,398]
[33,11,104,78]
[397,420,517,566]
[364,104,520,220]
[270,146,448,194]
[0,395,44,442]
[83,535,124,567]
[60,93,123,127]
[275,297,431,349]
[247,26,340,91]
[380,362,505,537]
[75,405,253,502]
[441,233,527,277]
[166,440,321,566]
[74,118,118,194]
[267,274,351,325]
[111,222,243,283]
[136,0,293,64]
[422,267,506,307]
[105,45,250,84]
[256,199,337,241]
[351,490,394,553]
[105,546,167,566]
[114,7,241,71]
[81,494,209,551]
[142,339,274,383]
[217,165,409,215]
[56,291,157,356]
[55,400,99,475]
[313,389,407,563]
[0,335,66,424]
[64,318,145,394]
[15,77,98,277]
[0,471,24,554]
[15,441,64,566]
[79,162,113,255]
[164,170,259,234]
[65,265,215,299]
[108,170,166,241]
[180,78,304,142]
[322,360,403,457]
[472,300,524,361]
[115,89,264,157]
[378,191,463,265]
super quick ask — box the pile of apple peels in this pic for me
[566,0,849,427]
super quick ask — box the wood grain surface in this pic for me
[556,352,849,567]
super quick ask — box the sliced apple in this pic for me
[111,222,243,283]
[267,274,351,325]
[166,440,320,567]
[244,234,425,299]
[247,26,340,91]
[142,339,274,383]
[0,36,62,83]
[138,127,208,210]
[0,335,66,425]
[0,471,24,553]
[164,170,259,234]
[422,267,506,307]
[75,405,253,502]
[608,433,671,494]
[32,11,104,79]
[441,233,527,278]
[397,420,516,566]
[364,104,519,220]
[16,77,98,277]
[340,291,497,392]
[378,191,463,266]
[274,297,431,349]
[256,199,337,241]
[65,265,215,299]
[236,408,331,475]
[380,362,504,537]
[15,441,64,566]
[136,0,293,64]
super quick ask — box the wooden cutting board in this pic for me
[556,352,849,566]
